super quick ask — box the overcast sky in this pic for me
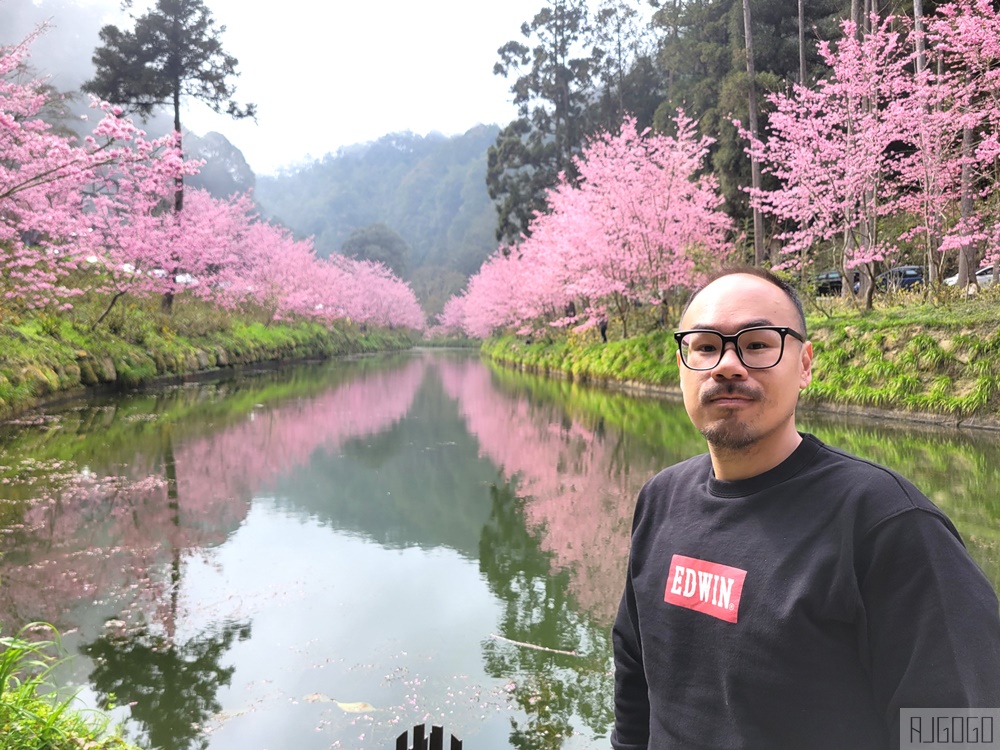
[3,0,559,175]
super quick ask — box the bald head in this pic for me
[682,266,806,336]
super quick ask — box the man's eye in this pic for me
[694,343,718,353]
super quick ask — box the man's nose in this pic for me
[713,342,746,377]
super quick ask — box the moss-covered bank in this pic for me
[481,299,1000,431]
[0,315,414,419]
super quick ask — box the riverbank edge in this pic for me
[0,321,415,420]
[481,325,1000,434]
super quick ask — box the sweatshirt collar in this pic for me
[706,433,822,498]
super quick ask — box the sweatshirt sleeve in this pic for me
[611,556,650,750]
[858,506,1000,747]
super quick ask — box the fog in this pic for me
[1,0,176,139]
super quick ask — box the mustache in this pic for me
[701,382,762,404]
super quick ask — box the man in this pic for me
[612,266,1000,749]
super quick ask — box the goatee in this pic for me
[701,422,757,451]
[699,382,763,451]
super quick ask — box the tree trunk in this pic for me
[851,0,862,36]
[798,0,807,85]
[163,81,183,314]
[742,0,765,266]
[958,122,975,287]
[913,0,938,284]
[173,84,183,213]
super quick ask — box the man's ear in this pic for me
[800,341,814,390]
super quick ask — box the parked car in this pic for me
[875,265,924,291]
[813,270,844,295]
[944,264,996,287]
[813,270,861,296]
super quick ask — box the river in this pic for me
[0,349,997,750]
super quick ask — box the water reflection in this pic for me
[0,351,997,750]
[85,620,252,750]
[479,480,614,749]
[0,356,426,634]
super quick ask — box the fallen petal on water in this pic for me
[302,694,376,713]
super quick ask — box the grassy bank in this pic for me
[0,298,416,419]
[482,291,1000,428]
[0,625,139,750]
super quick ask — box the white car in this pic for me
[945,264,996,287]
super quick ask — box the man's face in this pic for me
[677,274,813,454]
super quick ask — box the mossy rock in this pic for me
[56,362,81,387]
[21,364,59,396]
[78,358,100,386]
[97,357,117,382]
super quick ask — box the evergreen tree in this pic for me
[487,0,595,245]
[649,0,846,227]
[341,222,412,279]
[83,0,255,214]
[487,1,667,249]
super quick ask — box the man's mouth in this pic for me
[702,385,760,405]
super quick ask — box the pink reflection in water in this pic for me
[0,359,426,633]
[437,358,651,624]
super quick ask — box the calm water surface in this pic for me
[0,349,998,750]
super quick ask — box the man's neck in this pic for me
[709,429,803,482]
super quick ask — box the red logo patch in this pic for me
[664,554,747,623]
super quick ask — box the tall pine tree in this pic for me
[84,0,255,214]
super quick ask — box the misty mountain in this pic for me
[186,131,256,198]
[253,126,503,318]
[254,127,501,278]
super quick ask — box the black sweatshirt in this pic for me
[612,433,1000,750]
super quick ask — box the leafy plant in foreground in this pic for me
[0,623,138,750]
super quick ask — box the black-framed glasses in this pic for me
[674,326,805,371]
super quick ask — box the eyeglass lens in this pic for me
[679,329,786,370]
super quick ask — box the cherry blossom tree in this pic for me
[743,3,1000,299]
[428,292,471,339]
[3,29,424,334]
[78,135,202,324]
[922,0,1000,285]
[553,114,731,335]
[452,115,731,338]
[1,30,191,312]
[460,249,533,339]
[741,16,914,308]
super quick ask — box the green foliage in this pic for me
[420,335,481,349]
[651,0,848,221]
[0,624,139,750]
[483,296,1000,422]
[0,298,415,419]
[483,329,680,391]
[340,222,411,278]
[487,1,665,245]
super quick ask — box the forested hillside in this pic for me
[254,127,501,316]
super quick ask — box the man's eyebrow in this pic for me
[686,318,776,331]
